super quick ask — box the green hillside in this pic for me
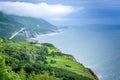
[0,12,23,38]
[0,12,57,40]
[0,38,98,80]
[10,15,58,34]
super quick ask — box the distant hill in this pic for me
[0,12,23,38]
[10,15,58,37]
[0,12,57,40]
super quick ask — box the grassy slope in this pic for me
[42,43,97,80]
[47,56,93,78]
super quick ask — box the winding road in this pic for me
[9,27,25,39]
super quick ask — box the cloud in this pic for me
[0,1,81,20]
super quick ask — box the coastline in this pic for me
[28,29,61,43]
[37,31,59,37]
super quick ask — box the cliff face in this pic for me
[70,56,99,80]
[0,38,98,80]
[88,68,99,80]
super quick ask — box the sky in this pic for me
[0,0,120,26]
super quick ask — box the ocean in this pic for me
[35,24,120,80]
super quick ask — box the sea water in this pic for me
[35,24,120,80]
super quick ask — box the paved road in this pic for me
[9,27,25,39]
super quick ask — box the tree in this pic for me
[0,55,20,80]
[19,69,26,80]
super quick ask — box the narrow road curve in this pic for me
[9,27,25,39]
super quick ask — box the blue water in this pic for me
[35,25,120,80]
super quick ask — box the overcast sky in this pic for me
[0,0,120,26]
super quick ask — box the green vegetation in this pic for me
[0,38,98,80]
[0,12,23,38]
[0,11,57,40]
[10,15,58,34]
